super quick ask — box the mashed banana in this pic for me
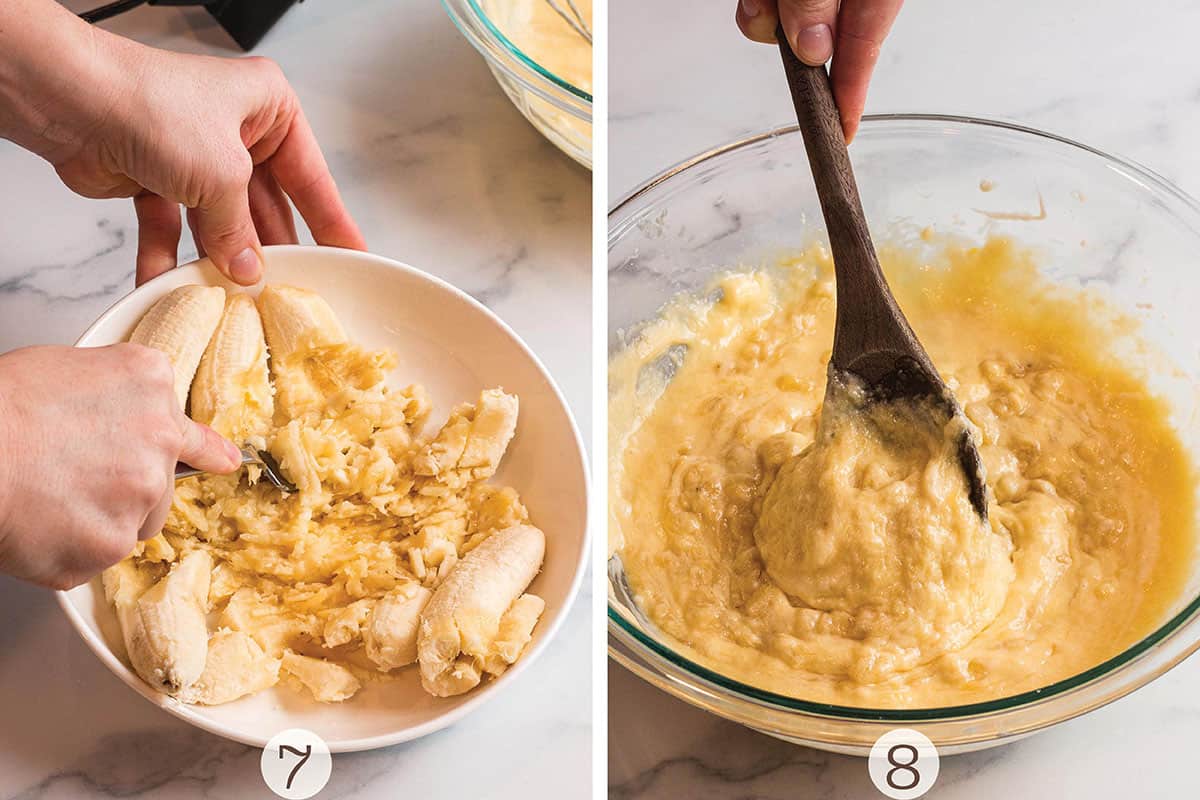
[110,285,545,705]
[609,238,1196,707]
[163,349,528,672]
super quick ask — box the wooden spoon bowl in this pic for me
[775,28,988,519]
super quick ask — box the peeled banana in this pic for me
[322,599,373,649]
[220,587,309,657]
[191,294,273,446]
[105,550,212,695]
[417,524,546,697]
[257,284,350,417]
[480,593,545,676]
[179,629,280,705]
[257,284,347,361]
[281,651,361,703]
[414,389,520,488]
[129,285,226,410]
[364,581,433,671]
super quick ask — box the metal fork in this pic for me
[543,0,591,44]
[175,447,297,493]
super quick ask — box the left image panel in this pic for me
[0,1,592,798]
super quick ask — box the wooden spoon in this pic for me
[775,29,988,519]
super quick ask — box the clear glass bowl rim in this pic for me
[441,0,593,110]
[607,112,1200,723]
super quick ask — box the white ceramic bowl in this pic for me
[58,245,589,752]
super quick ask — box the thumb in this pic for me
[778,0,839,65]
[735,0,780,44]
[191,158,264,286]
[177,416,243,474]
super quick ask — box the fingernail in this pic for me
[740,0,759,17]
[229,247,261,284]
[794,23,833,66]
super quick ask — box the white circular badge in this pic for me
[868,728,940,799]
[261,728,332,799]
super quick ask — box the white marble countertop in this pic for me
[610,0,1200,797]
[0,2,591,798]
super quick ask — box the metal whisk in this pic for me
[544,0,592,44]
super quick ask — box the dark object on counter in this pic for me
[774,25,990,520]
[78,0,302,51]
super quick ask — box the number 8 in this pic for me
[886,743,920,791]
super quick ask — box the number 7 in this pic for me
[279,744,312,790]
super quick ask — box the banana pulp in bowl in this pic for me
[60,245,589,751]
[608,116,1200,754]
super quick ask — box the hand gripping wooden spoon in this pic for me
[775,29,988,519]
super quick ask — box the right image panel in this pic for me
[607,1,1200,798]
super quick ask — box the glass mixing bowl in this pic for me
[442,0,592,168]
[608,114,1200,755]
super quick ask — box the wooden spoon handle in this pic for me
[775,28,936,382]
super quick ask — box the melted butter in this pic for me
[609,238,1196,708]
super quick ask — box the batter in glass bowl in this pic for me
[609,238,1196,708]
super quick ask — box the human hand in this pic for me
[736,0,904,141]
[0,0,364,287]
[0,345,241,590]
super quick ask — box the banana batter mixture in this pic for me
[609,238,1196,707]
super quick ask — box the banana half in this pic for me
[128,285,226,410]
